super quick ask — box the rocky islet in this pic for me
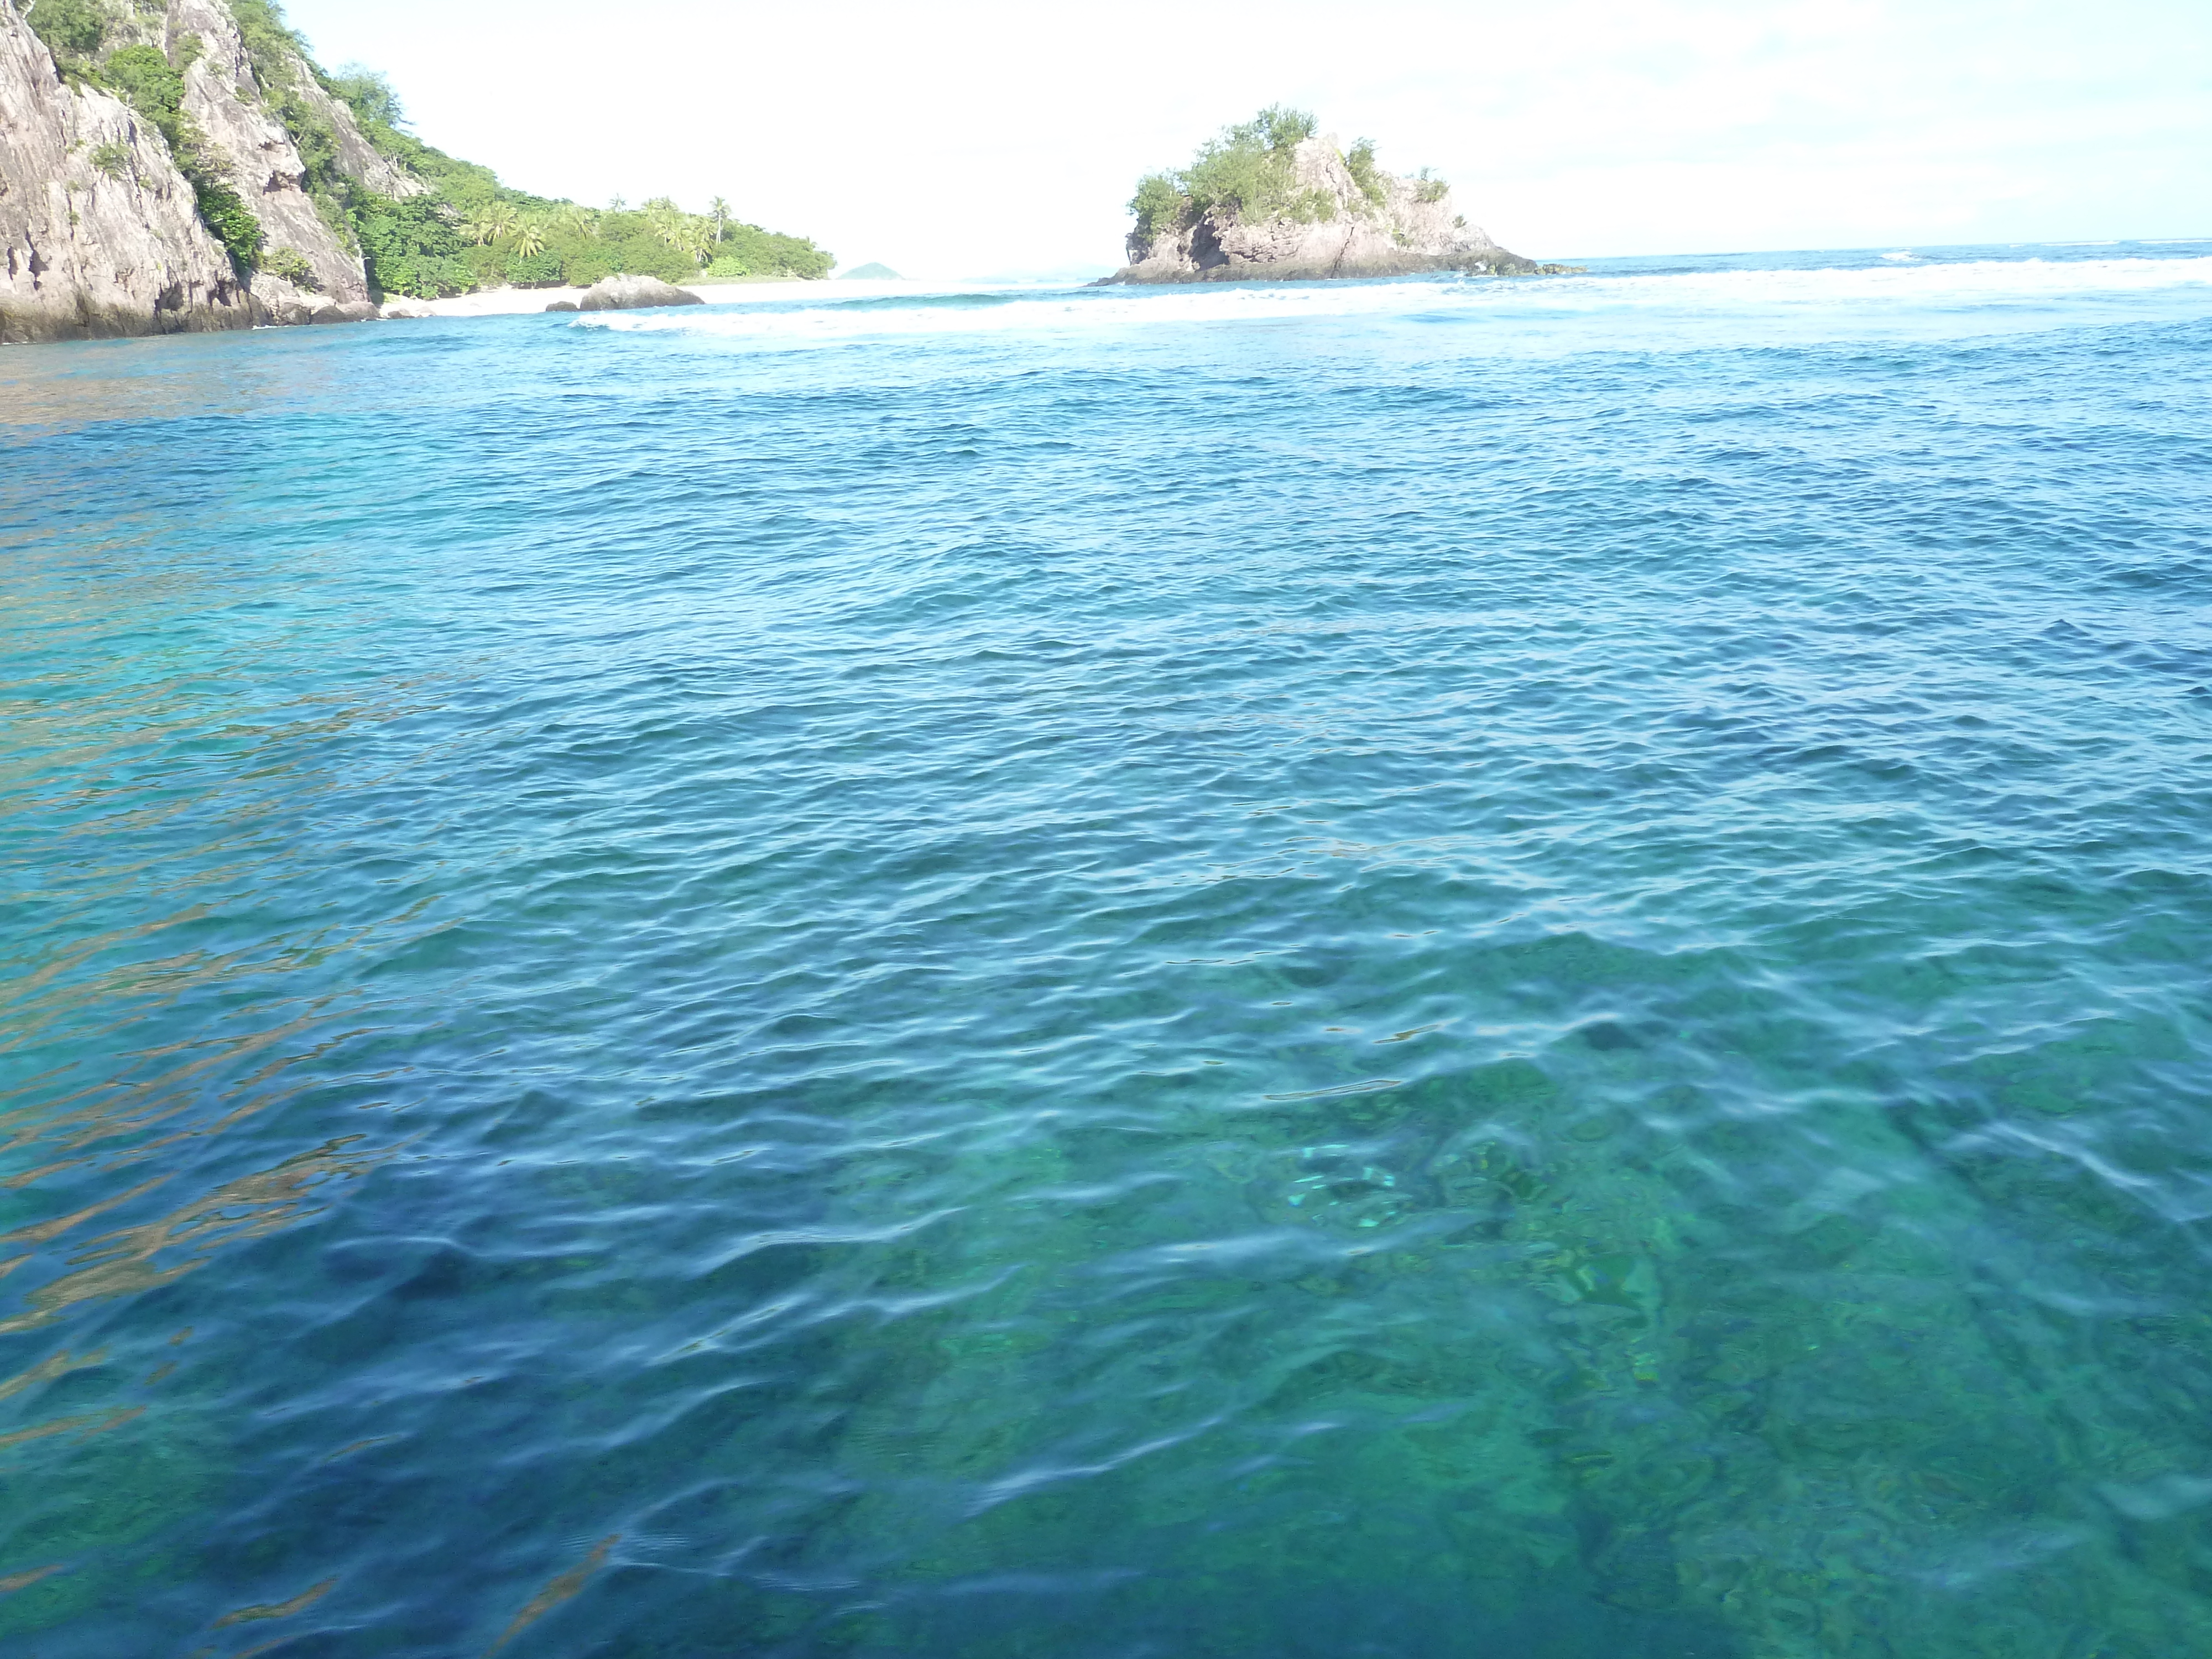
[1110,111,1573,284]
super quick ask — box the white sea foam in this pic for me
[569,255,2212,352]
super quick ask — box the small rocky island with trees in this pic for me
[1111,106,1571,284]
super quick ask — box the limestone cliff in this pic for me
[1112,126,1558,285]
[1,0,247,341]
[1,0,419,342]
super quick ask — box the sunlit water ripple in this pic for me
[3,242,2211,1657]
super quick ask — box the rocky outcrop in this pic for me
[0,0,250,342]
[1111,134,1558,285]
[575,273,702,311]
[1,0,425,343]
[168,0,360,310]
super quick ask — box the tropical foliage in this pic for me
[1128,105,1338,242]
[95,43,264,270]
[1128,109,1447,243]
[322,101,833,295]
[24,0,833,298]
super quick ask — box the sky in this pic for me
[280,0,2211,279]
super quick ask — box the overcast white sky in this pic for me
[282,0,2210,278]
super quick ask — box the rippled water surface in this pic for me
[6,244,2212,1657]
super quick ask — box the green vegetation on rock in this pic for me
[97,41,264,271]
[260,246,317,289]
[1128,108,1456,251]
[1344,138,1385,208]
[25,0,104,67]
[24,0,834,298]
[304,47,832,296]
[1129,105,1339,242]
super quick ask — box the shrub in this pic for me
[228,0,311,95]
[1345,139,1385,208]
[102,46,265,270]
[1125,107,1466,242]
[325,62,403,128]
[1139,105,1326,232]
[102,45,185,131]
[504,251,564,286]
[720,222,831,279]
[272,88,341,187]
[561,249,613,287]
[26,0,104,60]
[1250,104,1316,150]
[700,254,750,281]
[262,247,319,288]
[193,179,264,269]
[1129,172,1186,241]
[354,192,467,296]
[89,140,131,179]
[311,187,357,251]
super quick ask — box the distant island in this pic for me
[841,262,902,281]
[1109,106,1572,284]
[0,0,833,343]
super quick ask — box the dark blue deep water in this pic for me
[5,244,2212,1658]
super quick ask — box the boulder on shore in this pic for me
[576,274,705,311]
[545,299,579,312]
[310,301,381,325]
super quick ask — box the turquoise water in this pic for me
[4,242,2212,1657]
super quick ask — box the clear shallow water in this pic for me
[3,241,2211,1658]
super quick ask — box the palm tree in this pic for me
[462,202,519,246]
[552,202,595,237]
[607,192,627,213]
[510,218,547,260]
[645,198,700,255]
[707,196,731,244]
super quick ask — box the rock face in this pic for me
[575,274,703,311]
[0,0,249,342]
[1113,134,1547,285]
[1,0,422,343]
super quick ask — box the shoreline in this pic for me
[379,278,837,319]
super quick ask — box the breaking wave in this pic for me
[570,248,2212,353]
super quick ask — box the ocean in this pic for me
[4,242,2211,1657]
